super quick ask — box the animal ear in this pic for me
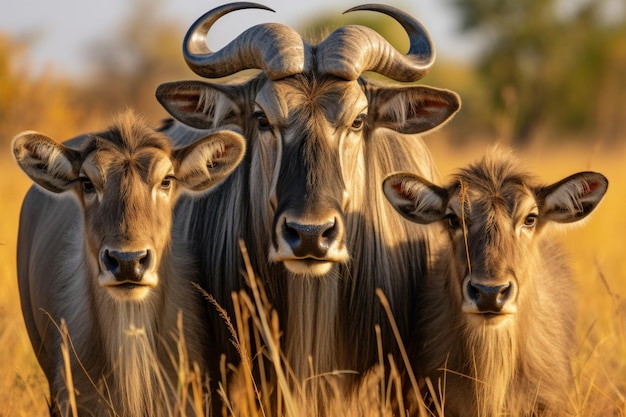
[12,131,81,193]
[155,81,240,130]
[539,171,608,224]
[369,85,461,134]
[383,172,449,224]
[174,129,246,193]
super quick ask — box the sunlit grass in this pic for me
[0,153,49,416]
[430,138,626,416]
[1,139,625,415]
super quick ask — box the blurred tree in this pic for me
[81,0,195,123]
[0,33,103,143]
[3,1,624,147]
[450,0,626,145]
[0,0,195,145]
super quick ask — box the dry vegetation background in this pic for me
[1,0,625,415]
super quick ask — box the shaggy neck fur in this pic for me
[283,275,340,381]
[52,231,204,417]
[94,286,164,416]
[176,125,441,407]
[417,239,576,417]
[463,317,519,416]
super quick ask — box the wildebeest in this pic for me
[13,111,245,416]
[156,1,460,397]
[383,147,608,416]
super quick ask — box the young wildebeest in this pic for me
[13,111,245,417]
[383,147,608,416]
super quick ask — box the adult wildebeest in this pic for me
[14,111,245,416]
[383,147,608,416]
[156,2,460,398]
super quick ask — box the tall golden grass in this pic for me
[1,137,624,416]
[430,139,626,416]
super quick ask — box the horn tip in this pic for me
[343,3,402,15]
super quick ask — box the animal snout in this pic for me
[282,218,340,259]
[102,249,152,282]
[465,280,513,313]
[270,211,349,275]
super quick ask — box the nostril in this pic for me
[137,250,152,276]
[467,281,480,304]
[467,281,513,312]
[102,249,149,282]
[281,218,339,258]
[321,218,338,241]
[283,219,301,247]
[102,249,119,275]
[498,283,512,302]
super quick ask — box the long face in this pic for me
[159,74,459,278]
[444,171,540,321]
[78,134,177,300]
[157,2,462,278]
[260,75,367,275]
[12,114,246,301]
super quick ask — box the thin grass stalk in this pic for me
[375,289,428,417]
[232,291,259,417]
[375,325,386,417]
[238,240,298,417]
[59,319,78,417]
[387,354,406,417]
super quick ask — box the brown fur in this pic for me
[158,68,460,408]
[15,111,245,416]
[385,147,608,416]
[157,9,461,411]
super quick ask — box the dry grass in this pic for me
[1,139,625,416]
[0,151,49,417]
[429,138,626,416]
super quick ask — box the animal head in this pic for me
[383,148,608,320]
[12,111,245,300]
[156,2,460,277]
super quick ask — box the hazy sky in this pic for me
[0,0,477,77]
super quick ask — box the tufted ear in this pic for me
[369,85,461,134]
[173,129,246,193]
[156,80,242,130]
[383,172,449,224]
[12,131,82,193]
[538,171,608,224]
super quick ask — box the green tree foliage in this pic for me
[450,0,626,145]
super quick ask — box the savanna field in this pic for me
[1,135,625,416]
[1,1,626,414]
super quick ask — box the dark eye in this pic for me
[254,111,271,131]
[80,177,95,194]
[523,214,538,228]
[446,213,462,230]
[351,115,365,131]
[160,177,173,190]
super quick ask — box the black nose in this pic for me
[466,281,512,313]
[102,250,152,282]
[282,218,339,258]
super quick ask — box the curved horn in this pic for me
[184,2,306,80]
[317,4,435,82]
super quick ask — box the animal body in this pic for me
[14,111,245,416]
[156,2,460,402]
[383,147,608,416]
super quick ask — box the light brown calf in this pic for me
[13,111,245,416]
[383,147,608,416]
